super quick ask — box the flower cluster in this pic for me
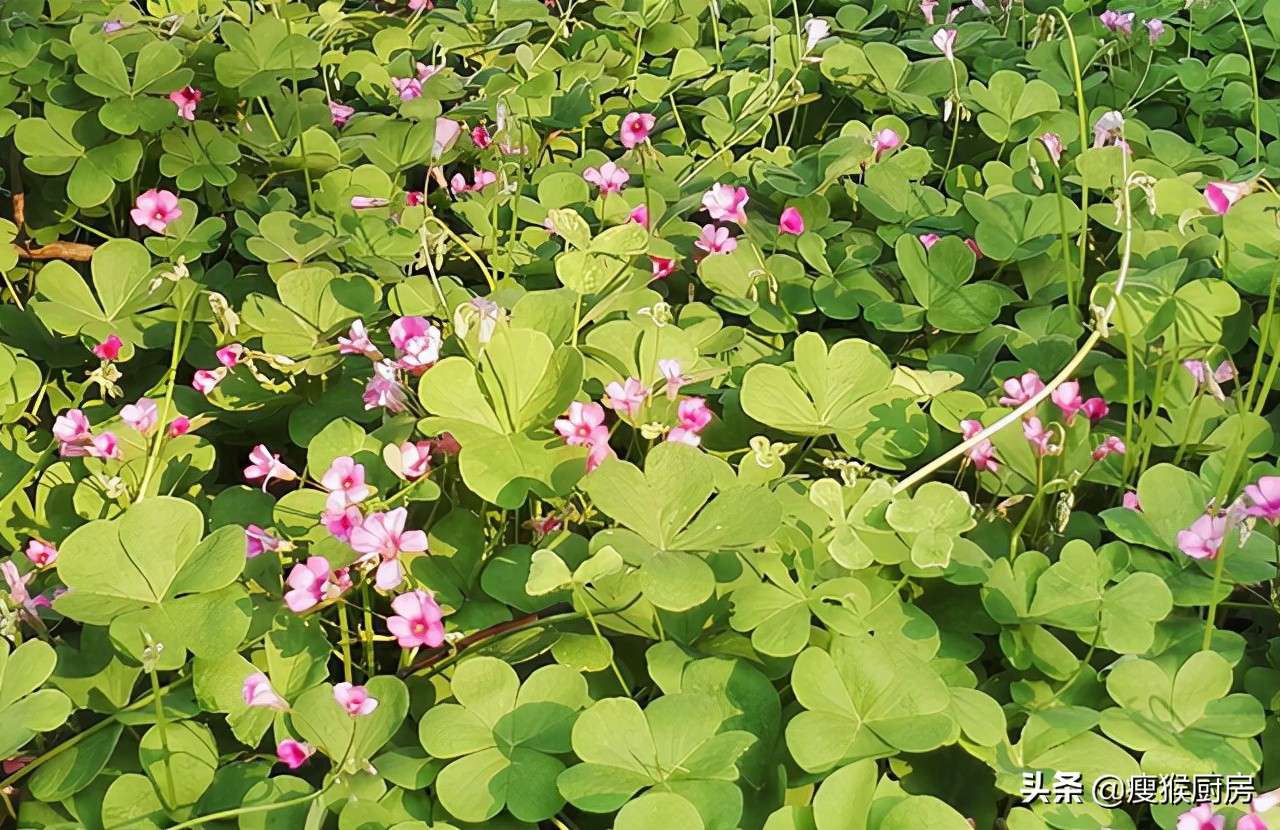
[554,358,707,471]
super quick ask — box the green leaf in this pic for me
[895,235,1001,333]
[139,721,219,812]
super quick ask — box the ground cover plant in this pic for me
[2,0,1280,827]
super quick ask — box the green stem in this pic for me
[1228,0,1263,162]
[1044,6,1091,294]
[136,292,195,502]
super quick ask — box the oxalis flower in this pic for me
[872,128,900,161]
[1099,10,1134,35]
[960,419,998,472]
[389,316,441,374]
[932,28,957,61]
[334,682,378,716]
[620,111,655,149]
[1204,180,1251,216]
[349,507,428,591]
[386,589,446,648]
[25,540,57,568]
[604,377,648,419]
[1022,417,1059,457]
[779,207,805,235]
[243,445,298,491]
[121,398,158,435]
[667,397,713,447]
[695,224,737,255]
[168,86,201,121]
[130,189,181,234]
[1177,804,1224,830]
[1177,513,1228,560]
[702,183,749,224]
[322,456,370,506]
[803,18,830,52]
[242,672,288,711]
[555,401,608,447]
[1244,476,1280,523]
[276,740,315,770]
[1039,133,1063,166]
[1146,18,1165,43]
[283,556,346,612]
[998,371,1045,406]
[583,161,630,195]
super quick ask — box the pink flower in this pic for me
[392,76,423,101]
[242,672,288,711]
[351,196,391,210]
[695,224,737,255]
[1040,133,1063,165]
[668,397,713,446]
[168,86,201,121]
[338,320,383,360]
[449,169,497,194]
[2,757,35,776]
[1092,436,1126,461]
[415,62,440,80]
[779,207,805,235]
[932,28,957,61]
[89,432,122,461]
[1244,476,1280,522]
[921,0,938,23]
[333,682,378,716]
[1237,816,1267,830]
[659,359,689,399]
[1240,789,1280,830]
[102,19,126,33]
[960,419,998,472]
[53,409,92,446]
[322,456,370,506]
[130,189,181,234]
[350,507,428,591]
[998,371,1045,406]
[1123,491,1142,511]
[629,204,650,228]
[2,561,39,618]
[1146,18,1165,43]
[386,589,446,648]
[1177,514,1228,560]
[284,556,332,613]
[1022,417,1058,456]
[471,124,492,148]
[1177,804,1224,830]
[216,344,243,368]
[93,334,123,361]
[1184,359,1235,401]
[620,111,656,149]
[555,401,608,447]
[192,367,227,394]
[702,183,749,225]
[397,441,433,480]
[244,445,298,491]
[1204,181,1251,216]
[1081,397,1109,425]
[651,256,677,280]
[322,503,363,543]
[872,128,900,160]
[406,190,424,207]
[583,161,630,195]
[364,360,408,413]
[586,437,613,471]
[604,377,648,419]
[1051,381,1084,423]
[945,6,962,22]
[919,233,941,250]
[167,416,190,438]
[1092,111,1125,148]
[390,316,441,374]
[276,739,314,769]
[965,238,983,258]
[329,101,355,127]
[1099,10,1135,35]
[245,524,281,558]
[433,117,462,159]
[121,397,158,435]
[24,540,57,568]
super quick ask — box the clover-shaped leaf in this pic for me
[420,657,589,822]
[741,332,922,456]
[53,497,250,667]
[786,633,955,773]
[214,18,320,96]
[0,640,72,758]
[557,692,755,829]
[31,238,169,344]
[895,235,1002,333]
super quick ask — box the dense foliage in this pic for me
[2,0,1280,827]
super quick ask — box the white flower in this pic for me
[803,18,830,52]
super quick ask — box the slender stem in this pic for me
[136,293,194,501]
[148,664,179,808]
[896,147,1137,495]
[1044,6,1090,293]
[1228,0,1263,162]
[337,601,354,684]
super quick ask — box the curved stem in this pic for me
[136,291,195,502]
[895,148,1137,495]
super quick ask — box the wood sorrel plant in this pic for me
[1,0,1279,828]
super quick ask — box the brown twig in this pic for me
[8,160,98,263]
[396,612,541,677]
